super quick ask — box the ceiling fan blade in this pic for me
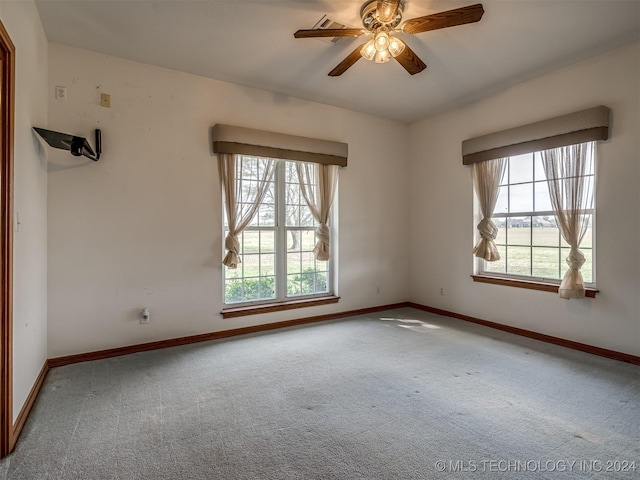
[328,44,367,77]
[401,3,484,34]
[294,28,365,39]
[377,0,401,23]
[393,44,426,75]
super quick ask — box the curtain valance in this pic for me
[212,124,348,167]
[462,106,610,165]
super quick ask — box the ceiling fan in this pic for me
[294,1,484,76]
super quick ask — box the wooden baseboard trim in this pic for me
[48,302,411,368]
[10,360,48,451]
[409,303,640,365]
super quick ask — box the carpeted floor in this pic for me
[1,307,638,479]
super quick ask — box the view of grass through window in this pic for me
[481,149,594,283]
[224,157,330,304]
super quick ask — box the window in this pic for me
[476,147,595,285]
[223,156,333,305]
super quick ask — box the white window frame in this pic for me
[474,149,596,288]
[223,157,335,307]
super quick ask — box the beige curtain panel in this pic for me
[471,158,507,261]
[219,153,276,268]
[541,142,595,299]
[295,162,338,261]
[462,106,609,165]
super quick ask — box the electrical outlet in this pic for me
[55,85,67,101]
[440,287,445,296]
[100,93,111,108]
[140,308,150,324]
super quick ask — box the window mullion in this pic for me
[276,161,287,301]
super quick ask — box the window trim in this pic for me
[472,274,597,298]
[221,295,340,319]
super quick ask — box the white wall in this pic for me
[0,1,48,422]
[409,42,640,356]
[47,44,410,358]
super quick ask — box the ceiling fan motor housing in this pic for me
[360,0,405,31]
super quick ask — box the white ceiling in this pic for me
[35,0,640,123]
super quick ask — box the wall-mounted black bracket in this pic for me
[33,127,102,161]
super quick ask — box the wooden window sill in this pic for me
[472,275,598,298]
[221,295,340,319]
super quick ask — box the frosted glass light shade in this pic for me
[374,31,390,52]
[374,49,391,63]
[388,36,406,57]
[361,39,376,61]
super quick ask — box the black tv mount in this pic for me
[33,127,102,161]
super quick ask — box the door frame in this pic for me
[0,19,15,458]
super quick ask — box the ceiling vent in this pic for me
[311,16,351,44]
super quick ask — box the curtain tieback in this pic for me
[223,233,241,268]
[315,224,330,245]
[313,224,331,261]
[566,247,585,271]
[477,217,498,241]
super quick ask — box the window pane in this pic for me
[485,245,506,274]
[243,278,260,301]
[300,271,315,295]
[493,218,507,244]
[315,272,328,292]
[581,248,593,283]
[534,153,547,182]
[256,202,275,227]
[506,246,531,276]
[509,183,533,213]
[509,154,533,183]
[260,276,276,299]
[241,254,260,278]
[225,279,243,303]
[287,274,302,296]
[260,231,275,253]
[532,220,560,247]
[287,252,301,275]
[260,254,275,277]
[242,231,260,254]
[581,222,593,248]
[507,220,531,246]
[532,247,560,279]
[584,175,595,206]
[287,231,302,252]
[534,181,552,212]
[299,205,316,227]
[300,230,316,251]
[286,204,299,228]
[494,186,508,215]
[286,228,327,297]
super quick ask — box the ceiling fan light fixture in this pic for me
[295,1,483,76]
[374,31,390,52]
[374,49,391,64]
[361,39,377,61]
[388,36,406,57]
[377,0,398,23]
